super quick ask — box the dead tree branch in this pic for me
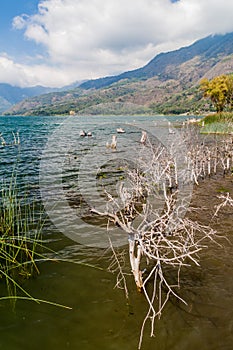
[91,128,231,349]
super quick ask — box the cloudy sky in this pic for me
[0,0,233,87]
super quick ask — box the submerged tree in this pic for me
[90,128,233,348]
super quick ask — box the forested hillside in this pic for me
[4,32,233,116]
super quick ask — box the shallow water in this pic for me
[0,115,232,350]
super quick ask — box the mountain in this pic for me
[4,32,233,116]
[0,84,58,113]
[0,81,86,113]
[79,32,233,90]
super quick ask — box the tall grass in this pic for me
[0,173,46,306]
[0,173,73,311]
[201,112,233,134]
[201,121,233,134]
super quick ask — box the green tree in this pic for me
[226,74,233,110]
[200,75,229,113]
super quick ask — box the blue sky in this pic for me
[0,0,233,87]
[0,1,40,58]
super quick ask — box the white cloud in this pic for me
[12,14,29,30]
[8,0,233,87]
[0,54,71,87]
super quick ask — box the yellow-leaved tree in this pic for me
[200,74,233,112]
[226,74,233,110]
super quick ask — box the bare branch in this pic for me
[89,127,232,349]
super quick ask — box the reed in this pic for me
[0,173,46,307]
[201,121,233,134]
[201,112,233,134]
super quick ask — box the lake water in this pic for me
[0,115,232,350]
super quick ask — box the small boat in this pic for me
[79,130,87,137]
[116,128,125,133]
[87,132,92,137]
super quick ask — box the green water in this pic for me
[1,226,232,350]
[0,115,232,350]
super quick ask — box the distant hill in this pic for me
[0,81,85,113]
[0,84,58,113]
[4,32,233,116]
